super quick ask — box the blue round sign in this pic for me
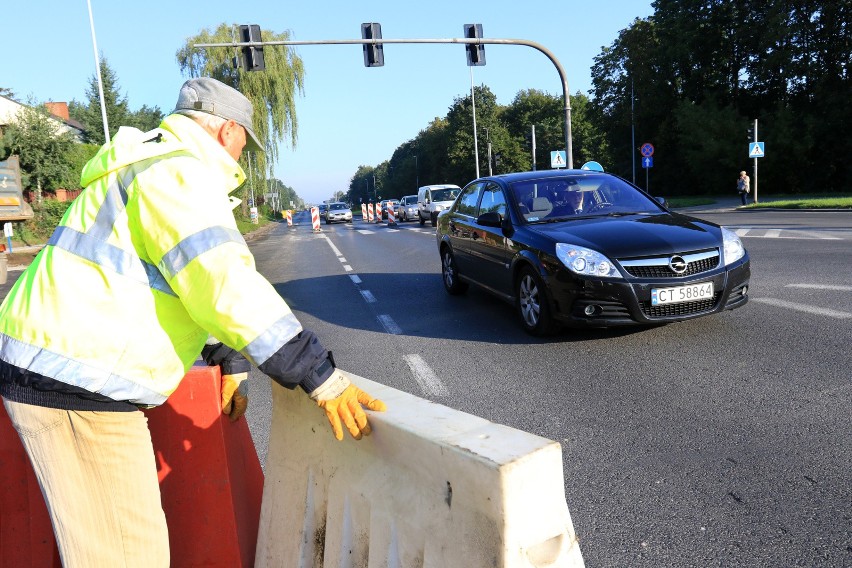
[581,161,604,172]
[640,143,655,157]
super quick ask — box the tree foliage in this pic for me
[1,101,77,201]
[177,23,306,214]
[591,1,852,195]
[68,58,165,145]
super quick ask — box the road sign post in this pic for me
[640,143,654,192]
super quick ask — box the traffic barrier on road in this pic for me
[387,202,397,225]
[144,364,264,567]
[255,371,585,568]
[310,206,321,232]
[285,209,292,226]
[0,364,264,568]
[361,203,367,220]
[0,401,61,567]
[367,203,374,223]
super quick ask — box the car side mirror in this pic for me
[477,211,502,227]
[655,196,668,208]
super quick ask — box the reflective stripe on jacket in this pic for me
[0,114,304,406]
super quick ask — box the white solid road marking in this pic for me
[377,314,402,335]
[403,354,448,397]
[752,298,852,319]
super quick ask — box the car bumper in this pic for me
[327,214,352,222]
[544,256,751,327]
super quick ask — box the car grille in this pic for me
[619,249,720,278]
[640,293,721,318]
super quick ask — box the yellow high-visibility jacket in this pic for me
[0,114,330,407]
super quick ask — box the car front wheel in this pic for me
[441,247,468,295]
[419,212,426,226]
[516,266,558,336]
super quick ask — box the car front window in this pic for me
[432,189,460,202]
[510,175,662,222]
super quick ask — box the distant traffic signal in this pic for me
[464,24,485,66]
[238,25,265,71]
[361,23,384,67]
[746,125,755,141]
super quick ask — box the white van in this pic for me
[417,184,461,227]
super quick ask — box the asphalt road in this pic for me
[243,206,851,567]
[2,204,849,567]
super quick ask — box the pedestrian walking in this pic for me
[737,170,751,205]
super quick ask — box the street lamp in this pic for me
[413,155,419,189]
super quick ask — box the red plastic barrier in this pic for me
[0,405,61,567]
[0,364,264,568]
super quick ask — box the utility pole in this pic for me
[752,119,758,204]
[486,128,492,176]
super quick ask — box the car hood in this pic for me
[527,213,722,258]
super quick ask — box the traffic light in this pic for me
[746,125,755,141]
[464,24,485,66]
[361,23,384,67]
[238,25,265,71]
[523,131,533,150]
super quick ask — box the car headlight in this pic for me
[556,243,622,278]
[434,205,444,211]
[721,227,745,266]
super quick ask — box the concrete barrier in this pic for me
[256,371,584,567]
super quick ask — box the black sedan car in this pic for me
[436,170,750,335]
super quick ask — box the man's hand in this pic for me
[221,372,249,422]
[311,371,387,441]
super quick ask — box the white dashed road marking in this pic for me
[377,315,402,335]
[752,298,852,319]
[403,354,448,397]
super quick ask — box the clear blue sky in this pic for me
[6,1,652,204]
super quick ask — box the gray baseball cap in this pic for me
[173,77,264,152]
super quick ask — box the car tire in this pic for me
[419,213,426,227]
[441,247,468,295]
[431,212,437,227]
[515,266,558,336]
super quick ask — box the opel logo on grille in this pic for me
[669,255,688,274]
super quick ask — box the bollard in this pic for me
[285,209,292,226]
[367,203,374,223]
[361,203,367,221]
[311,206,321,232]
[387,202,397,226]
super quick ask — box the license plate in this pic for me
[651,282,714,305]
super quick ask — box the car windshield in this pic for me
[510,174,663,223]
[432,188,460,202]
[329,203,348,211]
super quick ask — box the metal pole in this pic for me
[531,125,536,171]
[470,66,480,178]
[753,118,758,204]
[86,0,110,143]
[194,36,574,168]
[631,78,636,185]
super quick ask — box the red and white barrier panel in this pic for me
[387,203,396,225]
[310,207,321,231]
[285,210,292,226]
[367,203,374,223]
[361,203,367,221]
[375,203,382,223]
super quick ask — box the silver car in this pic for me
[397,195,418,222]
[324,202,352,224]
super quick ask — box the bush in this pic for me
[19,200,72,243]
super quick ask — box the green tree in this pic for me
[1,100,76,202]
[177,24,306,215]
[0,87,16,99]
[127,104,165,132]
[68,58,130,145]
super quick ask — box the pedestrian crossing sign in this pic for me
[550,150,567,168]
[749,142,765,158]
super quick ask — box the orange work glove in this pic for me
[221,372,249,422]
[310,370,387,441]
